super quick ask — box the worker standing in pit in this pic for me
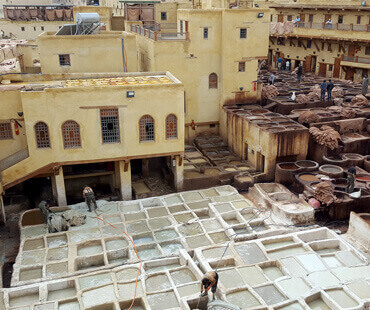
[320,80,327,102]
[83,185,98,212]
[327,80,334,101]
[38,200,52,222]
[200,270,219,300]
[297,64,303,82]
[269,73,276,85]
[346,167,356,194]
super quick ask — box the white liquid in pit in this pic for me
[78,244,103,256]
[147,291,179,310]
[46,262,68,277]
[187,200,210,210]
[47,247,68,261]
[254,284,286,305]
[116,268,140,282]
[174,213,194,223]
[148,218,172,230]
[203,247,231,260]
[23,239,44,251]
[202,188,219,197]
[79,273,112,290]
[118,281,143,299]
[81,285,116,308]
[178,283,199,297]
[105,239,128,251]
[137,248,160,260]
[22,250,45,265]
[127,221,150,234]
[347,280,370,299]
[125,212,146,221]
[47,236,67,248]
[336,251,363,267]
[307,298,332,310]
[161,243,183,255]
[264,240,296,250]
[307,271,340,287]
[226,290,261,308]
[9,293,39,307]
[69,229,101,243]
[296,254,326,273]
[326,289,358,308]
[238,266,268,286]
[322,256,342,268]
[186,235,211,249]
[219,269,243,289]
[277,277,311,299]
[19,268,42,281]
[179,223,203,236]
[48,287,76,301]
[59,300,80,310]
[168,205,187,213]
[146,264,181,273]
[278,302,304,310]
[146,274,171,292]
[101,224,125,237]
[209,232,229,243]
[165,195,183,205]
[170,268,196,285]
[268,246,307,260]
[154,230,178,242]
[202,219,222,231]
[235,243,267,265]
[215,204,233,213]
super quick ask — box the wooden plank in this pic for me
[80,106,128,109]
[333,57,341,78]
[64,171,114,180]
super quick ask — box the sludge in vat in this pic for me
[147,291,180,310]
[237,266,268,286]
[347,280,370,300]
[177,283,199,298]
[148,217,172,230]
[19,267,43,281]
[9,290,39,307]
[137,246,160,260]
[321,256,342,268]
[101,224,125,237]
[276,277,311,299]
[119,298,145,310]
[307,298,332,310]
[215,203,234,213]
[120,203,141,213]
[209,231,229,243]
[181,191,203,202]
[81,285,116,308]
[254,284,287,305]
[168,204,187,213]
[116,268,140,282]
[201,188,220,197]
[47,235,67,248]
[124,211,146,221]
[23,238,45,251]
[307,270,340,287]
[46,262,68,277]
[47,247,68,262]
[147,207,168,218]
[146,274,172,292]
[261,266,284,281]
[202,246,232,260]
[133,233,154,245]
[126,221,150,235]
[58,299,80,310]
[235,243,267,265]
[218,268,243,289]
[164,195,183,205]
[186,235,211,249]
[105,238,129,251]
[201,219,223,232]
[22,249,45,265]
[79,273,112,290]
[161,242,183,255]
[226,290,261,308]
[187,199,211,210]
[179,222,203,236]
[77,242,103,256]
[170,268,196,285]
[326,289,359,308]
[174,212,195,223]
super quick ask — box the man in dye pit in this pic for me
[297,64,303,82]
[38,200,52,222]
[83,185,98,212]
[346,167,356,194]
[320,80,327,102]
[200,270,219,300]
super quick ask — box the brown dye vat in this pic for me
[251,109,269,114]
[299,174,319,182]
[184,171,201,178]
[321,166,341,173]
[267,127,284,132]
[258,123,278,128]
[279,122,295,126]
[279,163,299,170]
[285,126,302,130]
[356,176,370,182]
[271,117,288,122]
[342,133,362,139]
[296,160,317,168]
[204,169,221,175]
[360,214,370,225]
[21,210,45,227]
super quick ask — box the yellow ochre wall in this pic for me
[37,31,138,74]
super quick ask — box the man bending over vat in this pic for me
[201,270,219,300]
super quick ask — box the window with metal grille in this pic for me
[0,122,12,140]
[287,15,292,21]
[62,120,81,148]
[161,12,167,20]
[238,62,245,72]
[59,54,71,66]
[166,114,177,139]
[35,122,50,148]
[203,27,208,39]
[356,16,361,24]
[307,40,312,48]
[100,109,120,143]
[139,115,155,142]
[209,73,218,89]
[240,28,247,39]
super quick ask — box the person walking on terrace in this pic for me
[327,79,334,101]
[297,64,303,82]
[200,270,219,300]
[83,185,98,212]
[346,167,356,194]
[362,75,368,96]
[320,80,328,102]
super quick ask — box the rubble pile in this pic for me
[340,107,357,119]
[349,94,368,107]
[331,86,344,99]
[309,125,342,150]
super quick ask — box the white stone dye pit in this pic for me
[12,186,292,287]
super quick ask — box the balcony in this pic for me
[298,22,369,32]
[341,55,370,69]
[130,24,188,41]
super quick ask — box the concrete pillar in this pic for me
[142,159,149,176]
[0,195,5,225]
[117,160,132,200]
[172,155,184,192]
[51,166,67,206]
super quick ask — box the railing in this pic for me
[297,22,369,32]
[130,24,188,41]
[0,148,29,172]
[342,56,370,64]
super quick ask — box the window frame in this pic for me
[34,121,51,148]
[62,120,81,149]
[0,122,13,140]
[165,114,178,140]
[21,27,25,31]
[59,54,71,67]
[356,15,361,24]
[238,61,246,72]
[240,28,247,39]
[308,14,314,22]
[203,27,208,39]
[139,115,155,142]
[209,73,218,89]
[338,15,343,24]
[161,12,167,21]
[100,108,120,144]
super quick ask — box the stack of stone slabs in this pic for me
[194,227,370,310]
[12,186,289,287]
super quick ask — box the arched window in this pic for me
[209,73,218,89]
[62,120,81,149]
[35,122,50,148]
[139,115,155,142]
[166,114,177,139]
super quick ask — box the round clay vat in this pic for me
[204,168,222,176]
[331,178,347,188]
[341,153,364,168]
[295,160,319,172]
[296,173,320,184]
[233,173,254,190]
[322,155,348,167]
[285,125,303,130]
[355,174,370,183]
[275,162,302,184]
[184,170,201,178]
[266,126,285,133]
[364,155,370,173]
[264,113,280,117]
[270,117,288,122]
[318,165,344,178]
[278,121,295,126]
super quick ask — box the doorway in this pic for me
[319,63,327,77]
[345,67,355,81]
[311,56,317,72]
